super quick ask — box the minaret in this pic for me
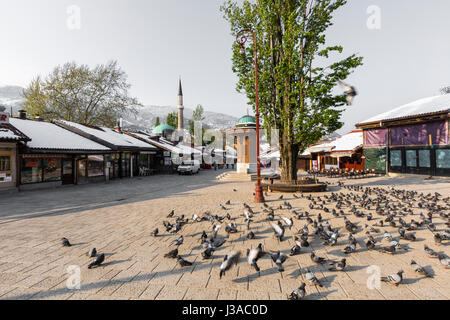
[177,78,184,130]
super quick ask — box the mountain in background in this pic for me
[0,85,26,114]
[0,85,239,131]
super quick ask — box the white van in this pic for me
[177,160,200,175]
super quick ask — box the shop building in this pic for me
[9,117,112,190]
[0,109,30,191]
[356,93,450,176]
[305,130,364,171]
[54,120,158,180]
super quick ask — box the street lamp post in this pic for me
[236,28,265,203]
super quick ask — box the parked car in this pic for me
[177,160,200,175]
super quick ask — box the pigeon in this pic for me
[164,248,178,259]
[200,231,208,243]
[247,231,255,239]
[167,210,174,218]
[270,251,288,272]
[366,237,376,250]
[377,245,396,255]
[61,238,71,247]
[288,282,306,300]
[245,218,252,230]
[310,252,326,264]
[438,254,449,269]
[383,231,393,242]
[225,222,238,234]
[381,270,404,286]
[305,268,323,287]
[328,258,346,271]
[290,244,301,256]
[88,253,105,269]
[281,217,293,230]
[338,80,358,105]
[269,222,285,241]
[225,200,231,205]
[343,239,357,254]
[410,260,432,278]
[202,247,214,259]
[219,251,241,278]
[399,228,416,241]
[173,235,183,246]
[177,255,193,267]
[247,243,265,272]
[212,225,221,239]
[424,245,439,258]
[88,248,97,258]
[151,228,159,237]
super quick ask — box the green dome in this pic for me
[237,115,256,127]
[152,123,174,135]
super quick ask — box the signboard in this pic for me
[312,160,318,171]
[0,112,9,123]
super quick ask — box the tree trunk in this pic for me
[280,132,299,182]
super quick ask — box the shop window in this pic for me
[406,150,417,167]
[390,150,402,167]
[63,160,73,175]
[418,150,431,168]
[21,158,43,184]
[0,156,11,171]
[43,158,61,182]
[88,155,104,177]
[436,149,450,168]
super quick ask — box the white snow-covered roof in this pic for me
[131,133,183,154]
[305,130,363,154]
[58,120,157,150]
[10,118,110,151]
[331,130,363,152]
[0,123,29,141]
[359,94,450,124]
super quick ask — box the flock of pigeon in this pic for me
[61,182,449,300]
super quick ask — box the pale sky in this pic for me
[1,0,450,134]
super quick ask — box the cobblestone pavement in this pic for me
[0,170,449,300]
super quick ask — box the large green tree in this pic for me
[221,0,363,181]
[23,61,142,127]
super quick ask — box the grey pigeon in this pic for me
[438,254,449,269]
[88,248,97,258]
[164,248,178,259]
[247,243,265,272]
[290,244,301,256]
[305,268,323,287]
[177,255,193,267]
[329,258,346,271]
[410,260,432,278]
[288,282,306,300]
[310,252,326,264]
[270,250,287,272]
[219,251,241,279]
[381,270,404,286]
[269,222,285,241]
[173,235,183,246]
[424,245,439,258]
[61,237,71,247]
[88,253,105,269]
[151,228,159,237]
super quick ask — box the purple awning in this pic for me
[390,120,448,146]
[364,128,387,147]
